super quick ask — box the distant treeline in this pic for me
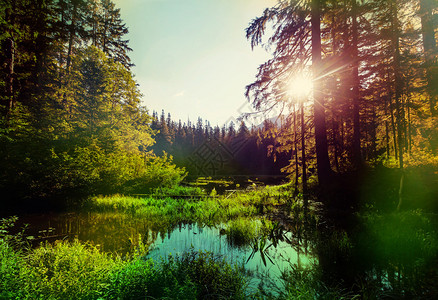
[150,110,291,178]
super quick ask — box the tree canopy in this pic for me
[0,0,185,208]
[245,0,438,193]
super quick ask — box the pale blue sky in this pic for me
[114,0,276,126]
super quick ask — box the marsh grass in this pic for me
[153,185,206,196]
[0,238,250,300]
[86,183,293,226]
[0,183,344,299]
[0,239,122,299]
[102,249,249,299]
[224,218,261,247]
[3,185,436,299]
[278,264,354,300]
[26,241,122,299]
[0,239,23,299]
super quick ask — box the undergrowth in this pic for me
[86,183,295,226]
[0,238,249,300]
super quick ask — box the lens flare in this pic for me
[288,75,313,99]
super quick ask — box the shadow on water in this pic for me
[314,209,438,298]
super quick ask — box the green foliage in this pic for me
[153,185,206,197]
[275,265,353,300]
[0,239,23,299]
[360,210,438,268]
[125,153,187,193]
[104,250,248,299]
[103,258,164,300]
[0,239,121,300]
[225,218,260,247]
[0,46,188,205]
[23,241,120,300]
[156,250,247,300]
[84,183,296,231]
[1,236,249,300]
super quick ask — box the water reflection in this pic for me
[15,212,315,291]
[10,208,438,297]
[15,212,166,254]
[147,222,314,291]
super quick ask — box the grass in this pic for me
[6,183,437,299]
[103,250,248,299]
[152,185,206,197]
[224,217,261,247]
[0,184,300,299]
[0,239,23,299]
[85,183,295,226]
[0,239,121,299]
[0,238,249,300]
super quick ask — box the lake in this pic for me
[9,204,438,298]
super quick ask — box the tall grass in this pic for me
[0,239,23,299]
[0,239,121,299]
[86,183,295,227]
[0,238,249,300]
[224,218,261,247]
[104,250,248,299]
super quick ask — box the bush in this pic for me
[123,153,187,194]
[104,258,162,300]
[0,239,24,299]
[22,240,120,299]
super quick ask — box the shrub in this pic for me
[0,239,24,299]
[123,153,187,194]
[22,240,120,299]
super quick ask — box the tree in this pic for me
[311,0,332,185]
[419,0,438,116]
[94,0,133,69]
[246,0,333,187]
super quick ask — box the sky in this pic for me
[113,0,277,127]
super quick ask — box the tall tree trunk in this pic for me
[406,84,412,155]
[293,103,299,196]
[419,0,437,116]
[311,0,332,186]
[330,13,340,173]
[351,0,362,168]
[301,101,308,206]
[6,38,14,112]
[391,0,404,169]
[384,95,390,159]
[389,92,398,160]
[4,5,15,117]
[66,1,78,73]
[340,117,345,167]
[332,118,340,172]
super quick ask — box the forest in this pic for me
[1,0,438,299]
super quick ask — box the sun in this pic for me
[288,75,313,99]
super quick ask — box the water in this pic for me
[11,209,437,297]
[147,223,313,280]
[12,211,313,291]
[13,212,164,254]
